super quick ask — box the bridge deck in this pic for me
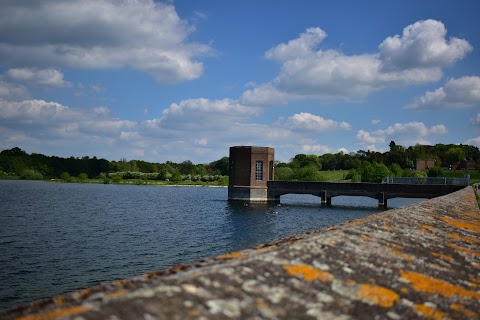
[267,181,465,207]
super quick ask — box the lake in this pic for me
[0,180,423,311]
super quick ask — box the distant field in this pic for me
[319,170,348,181]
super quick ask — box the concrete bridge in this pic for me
[266,181,465,207]
[227,146,466,207]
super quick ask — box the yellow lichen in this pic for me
[361,235,372,241]
[256,245,277,252]
[400,270,480,300]
[106,289,127,300]
[15,305,93,320]
[389,243,404,249]
[188,309,200,317]
[450,303,477,318]
[447,243,480,257]
[451,208,480,219]
[357,284,399,308]
[283,264,333,282]
[414,303,446,320]
[389,248,414,261]
[431,252,455,262]
[439,216,480,233]
[382,225,396,231]
[71,288,93,300]
[400,287,409,294]
[447,232,480,243]
[52,296,65,305]
[420,224,436,230]
[256,299,269,308]
[418,228,432,235]
[218,251,246,259]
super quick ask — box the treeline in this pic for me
[275,142,480,182]
[1,142,479,183]
[0,147,229,183]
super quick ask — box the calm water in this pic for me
[0,180,423,311]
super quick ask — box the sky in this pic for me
[0,0,479,163]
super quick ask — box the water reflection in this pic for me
[225,201,279,251]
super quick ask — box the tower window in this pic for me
[255,160,263,181]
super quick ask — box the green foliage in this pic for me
[20,169,43,180]
[170,171,183,182]
[357,162,392,182]
[445,147,466,164]
[78,173,88,182]
[60,172,70,181]
[292,165,324,181]
[427,167,444,177]
[390,163,403,177]
[275,167,294,180]
[209,157,229,176]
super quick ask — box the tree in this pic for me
[275,167,294,180]
[390,163,403,177]
[60,172,70,181]
[445,147,466,165]
[78,173,88,182]
[209,157,229,176]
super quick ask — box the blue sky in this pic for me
[0,0,479,163]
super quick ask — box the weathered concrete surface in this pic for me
[2,187,479,320]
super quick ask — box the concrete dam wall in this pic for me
[2,186,479,319]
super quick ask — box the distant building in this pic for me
[452,160,476,170]
[416,159,435,171]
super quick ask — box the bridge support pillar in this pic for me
[321,191,331,206]
[378,192,387,208]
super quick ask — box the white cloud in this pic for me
[337,147,349,154]
[285,112,351,131]
[0,99,135,144]
[357,121,448,147]
[0,96,349,162]
[371,119,381,125]
[379,19,472,71]
[464,136,480,147]
[265,27,326,61]
[6,68,71,87]
[0,1,211,83]
[471,113,480,125]
[241,20,471,106]
[406,76,480,109]
[157,98,261,130]
[300,144,331,154]
[0,81,29,99]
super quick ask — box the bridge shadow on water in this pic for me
[222,194,426,253]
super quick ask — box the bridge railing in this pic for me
[382,176,470,186]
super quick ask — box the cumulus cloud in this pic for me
[0,99,135,146]
[6,68,70,87]
[379,19,472,71]
[357,121,448,147]
[285,112,351,131]
[464,136,480,147]
[241,20,471,106]
[0,81,29,99]
[406,76,480,109]
[0,0,211,83]
[471,113,480,126]
[157,98,261,131]
[300,144,331,154]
